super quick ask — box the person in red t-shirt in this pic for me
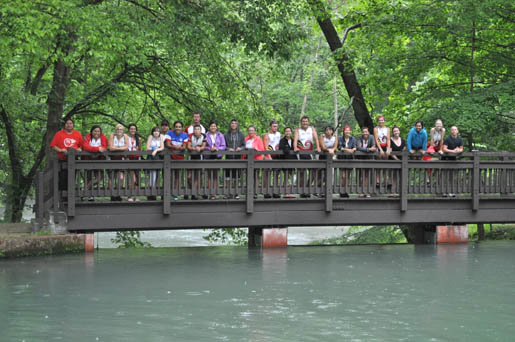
[50,119,83,190]
[50,119,83,159]
[83,125,107,201]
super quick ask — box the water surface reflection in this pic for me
[1,242,515,341]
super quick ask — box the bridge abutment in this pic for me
[248,227,288,248]
[402,224,468,244]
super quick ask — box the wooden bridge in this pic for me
[34,150,515,235]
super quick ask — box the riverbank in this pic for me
[0,223,93,258]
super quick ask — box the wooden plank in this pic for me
[325,157,333,212]
[246,150,254,213]
[472,151,480,211]
[163,150,170,214]
[400,151,408,211]
[53,159,60,211]
[67,150,76,217]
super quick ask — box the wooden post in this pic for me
[325,155,333,212]
[501,153,508,195]
[53,158,59,211]
[400,150,408,212]
[477,223,485,241]
[163,149,170,214]
[246,150,254,213]
[67,149,76,217]
[472,150,479,211]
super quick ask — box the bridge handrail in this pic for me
[34,150,515,223]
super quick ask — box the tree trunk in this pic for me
[308,0,373,132]
[45,59,71,163]
[0,105,38,222]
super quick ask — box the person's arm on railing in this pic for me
[312,127,321,153]
[293,128,299,153]
[368,136,377,153]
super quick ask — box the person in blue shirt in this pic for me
[407,120,427,158]
[165,120,189,200]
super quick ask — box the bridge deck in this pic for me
[34,150,515,232]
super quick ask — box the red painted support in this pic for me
[436,225,468,244]
[262,228,288,248]
[84,233,95,252]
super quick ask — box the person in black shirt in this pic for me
[442,126,463,161]
[389,126,406,160]
[278,127,297,198]
[442,125,464,197]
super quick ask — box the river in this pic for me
[2,241,515,341]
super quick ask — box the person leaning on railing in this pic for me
[107,124,129,201]
[187,124,207,200]
[50,118,83,192]
[224,119,245,199]
[441,125,464,198]
[355,126,377,198]
[338,125,357,198]
[82,125,107,201]
[374,115,391,187]
[278,127,296,198]
[205,121,226,200]
[127,124,142,202]
[145,126,165,200]
[293,116,321,198]
[407,120,427,159]
[263,119,282,198]
[165,120,189,200]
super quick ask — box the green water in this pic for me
[1,242,515,341]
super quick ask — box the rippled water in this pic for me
[2,242,515,341]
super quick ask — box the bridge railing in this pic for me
[34,150,515,220]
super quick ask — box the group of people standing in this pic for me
[50,112,464,200]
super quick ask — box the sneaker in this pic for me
[300,194,310,198]
[88,196,94,202]
[234,195,240,199]
[284,194,295,198]
[339,193,349,198]
[272,194,280,198]
[202,195,208,200]
[448,193,456,197]
[172,195,178,201]
[264,194,272,199]
[184,195,189,200]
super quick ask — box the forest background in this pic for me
[0,0,513,222]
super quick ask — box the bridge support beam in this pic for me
[248,227,288,248]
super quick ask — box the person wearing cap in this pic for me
[160,119,171,137]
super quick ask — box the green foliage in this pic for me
[111,231,152,248]
[311,226,408,245]
[468,224,515,240]
[203,228,248,246]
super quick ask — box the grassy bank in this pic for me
[311,224,515,245]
